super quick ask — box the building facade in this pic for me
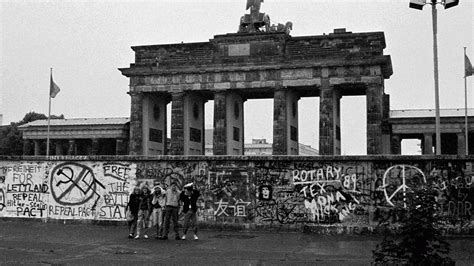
[19,118,129,156]
[390,109,474,155]
[205,137,319,156]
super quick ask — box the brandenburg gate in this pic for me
[119,1,393,156]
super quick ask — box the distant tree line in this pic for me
[0,112,64,155]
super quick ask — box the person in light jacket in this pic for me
[159,182,181,240]
[150,185,166,239]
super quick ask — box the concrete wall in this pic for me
[0,156,472,233]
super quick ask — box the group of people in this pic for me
[125,181,200,241]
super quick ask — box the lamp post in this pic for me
[409,0,459,155]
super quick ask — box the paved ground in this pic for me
[0,220,472,265]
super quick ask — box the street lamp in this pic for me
[409,0,459,155]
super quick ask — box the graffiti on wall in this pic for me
[0,161,136,220]
[0,169,5,213]
[252,161,373,224]
[49,162,135,220]
[382,165,426,208]
[0,159,472,230]
[0,163,48,218]
[428,164,473,225]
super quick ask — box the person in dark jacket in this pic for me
[180,183,201,240]
[126,187,141,238]
[135,185,152,239]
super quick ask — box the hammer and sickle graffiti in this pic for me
[50,162,105,209]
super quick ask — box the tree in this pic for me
[373,185,454,265]
[0,112,64,155]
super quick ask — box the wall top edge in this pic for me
[1,155,474,162]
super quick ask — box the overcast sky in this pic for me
[0,0,472,154]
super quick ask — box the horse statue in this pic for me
[237,0,292,34]
[238,13,271,33]
[284,21,293,34]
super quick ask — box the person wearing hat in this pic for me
[180,182,201,240]
[150,185,166,239]
[159,182,181,240]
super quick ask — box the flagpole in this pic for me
[465,47,469,155]
[47,68,52,157]
[431,2,441,155]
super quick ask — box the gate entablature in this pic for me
[121,30,391,76]
[121,30,391,96]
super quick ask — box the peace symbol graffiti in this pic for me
[383,165,426,208]
[50,162,105,209]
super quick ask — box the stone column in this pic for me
[129,92,144,155]
[381,94,392,154]
[213,92,245,155]
[390,135,401,155]
[91,138,99,155]
[23,139,31,155]
[67,140,76,155]
[273,89,299,155]
[319,85,341,155]
[33,140,40,156]
[423,133,434,155]
[141,93,169,155]
[213,92,227,155]
[241,98,245,155]
[273,89,287,155]
[366,83,384,155]
[287,91,299,155]
[170,92,185,155]
[55,142,63,155]
[183,93,206,155]
[457,132,466,155]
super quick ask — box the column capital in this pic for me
[127,91,143,97]
[364,78,384,88]
[274,86,287,92]
[171,91,185,98]
[320,77,332,90]
[148,92,172,103]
